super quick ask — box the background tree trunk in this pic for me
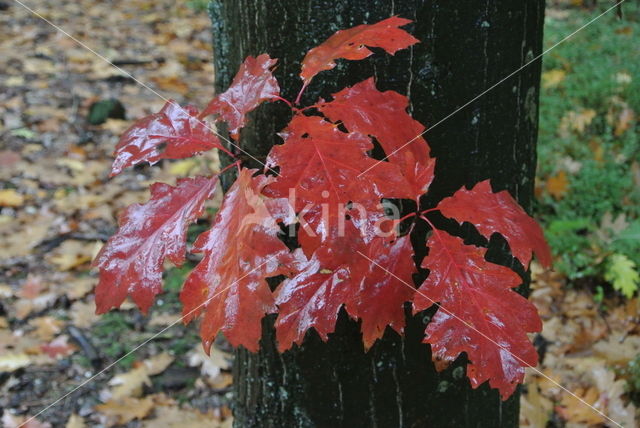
[209,0,545,426]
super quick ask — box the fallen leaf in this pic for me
[0,189,24,207]
[556,387,605,425]
[47,240,100,271]
[520,380,552,428]
[541,69,566,88]
[29,316,65,341]
[41,335,76,359]
[108,366,151,399]
[187,344,231,379]
[96,396,154,426]
[560,109,597,136]
[168,158,200,176]
[65,414,85,428]
[143,352,174,375]
[614,107,635,137]
[141,403,228,428]
[1,413,52,428]
[70,300,100,328]
[0,352,30,372]
[546,170,568,200]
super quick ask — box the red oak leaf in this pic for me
[346,234,416,349]
[275,223,367,351]
[318,78,434,200]
[94,176,218,314]
[276,224,415,351]
[201,54,280,139]
[413,231,541,399]
[110,101,225,176]
[264,114,410,254]
[180,168,297,353]
[299,16,419,88]
[436,180,552,268]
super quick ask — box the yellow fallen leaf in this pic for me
[151,76,189,95]
[143,352,174,376]
[0,189,24,207]
[546,171,568,200]
[96,396,154,426]
[65,413,85,428]
[141,403,228,428]
[520,381,552,428]
[109,366,151,399]
[29,316,65,341]
[556,387,605,425]
[542,69,566,89]
[560,109,596,136]
[70,300,100,328]
[0,352,30,372]
[168,158,200,176]
[46,240,98,271]
[614,107,635,137]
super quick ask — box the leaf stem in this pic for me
[294,82,308,105]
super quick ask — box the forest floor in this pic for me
[0,0,638,427]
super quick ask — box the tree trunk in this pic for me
[208,1,545,426]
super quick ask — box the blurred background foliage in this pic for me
[536,1,640,300]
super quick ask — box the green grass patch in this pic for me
[536,5,640,296]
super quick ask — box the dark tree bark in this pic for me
[208,1,545,427]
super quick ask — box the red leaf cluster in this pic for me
[95,17,550,400]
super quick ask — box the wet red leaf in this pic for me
[180,168,297,353]
[110,101,224,176]
[413,231,541,399]
[436,180,552,268]
[345,234,416,349]
[318,77,434,200]
[299,16,419,88]
[94,176,218,314]
[275,224,415,351]
[264,114,410,254]
[201,54,280,139]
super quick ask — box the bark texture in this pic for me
[208,1,545,427]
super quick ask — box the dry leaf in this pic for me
[96,396,154,426]
[143,352,174,375]
[148,313,181,326]
[47,240,100,271]
[70,300,100,328]
[614,107,635,137]
[560,109,597,136]
[0,352,30,372]
[40,335,76,359]
[593,335,640,366]
[556,387,605,425]
[109,366,151,399]
[151,76,189,95]
[520,380,553,428]
[546,170,568,200]
[0,189,24,207]
[187,345,231,379]
[1,413,52,428]
[542,69,566,89]
[141,404,228,428]
[590,364,637,427]
[65,276,95,300]
[29,316,65,341]
[65,414,86,428]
